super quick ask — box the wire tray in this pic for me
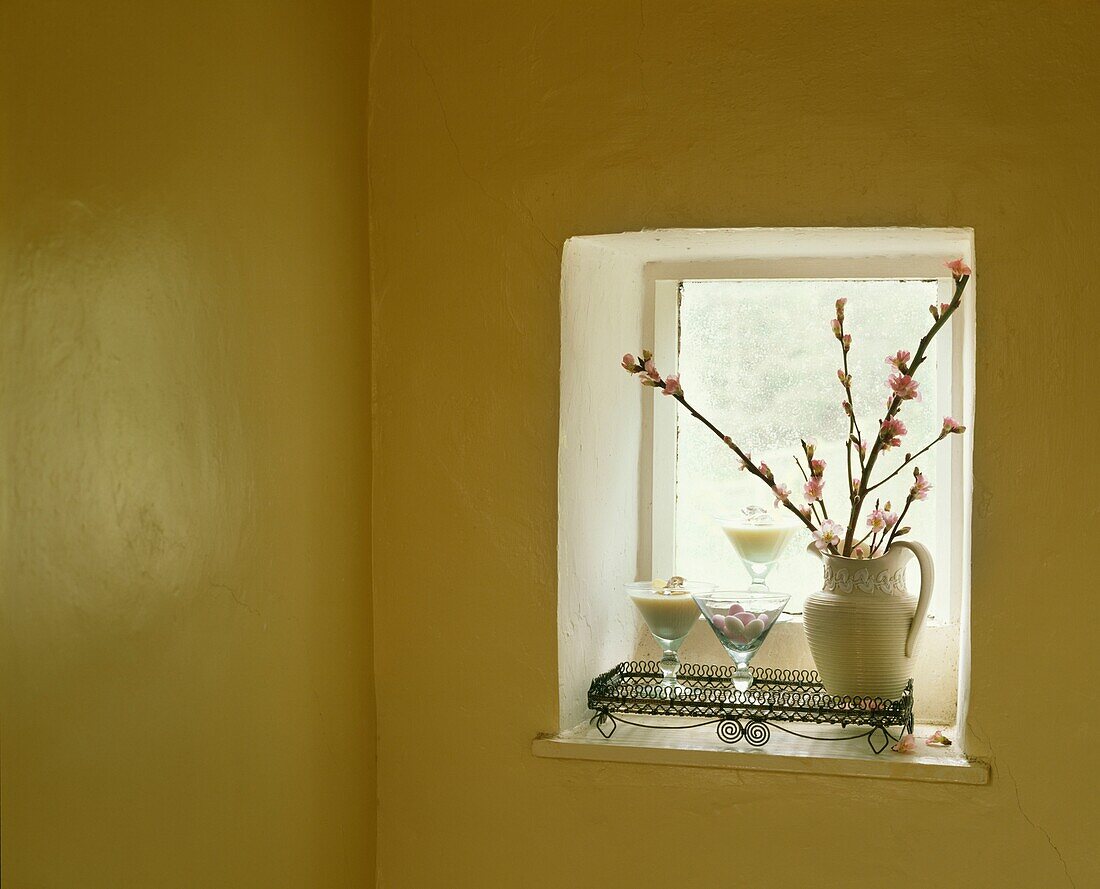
[588,661,914,755]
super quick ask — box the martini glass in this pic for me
[717,507,800,591]
[692,591,791,691]
[626,578,717,691]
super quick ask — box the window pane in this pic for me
[675,279,944,612]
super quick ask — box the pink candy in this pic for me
[712,606,776,643]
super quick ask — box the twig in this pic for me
[840,274,968,554]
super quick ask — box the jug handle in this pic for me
[892,540,934,657]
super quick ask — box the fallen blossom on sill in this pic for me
[892,733,918,754]
[926,730,952,747]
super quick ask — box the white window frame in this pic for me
[650,258,970,626]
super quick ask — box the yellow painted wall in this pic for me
[1,2,375,887]
[371,2,1098,887]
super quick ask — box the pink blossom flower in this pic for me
[885,350,911,371]
[660,374,681,396]
[852,544,869,559]
[804,476,824,502]
[841,334,852,351]
[841,400,852,416]
[830,318,842,337]
[643,358,661,381]
[799,505,812,520]
[942,416,966,435]
[945,258,972,279]
[810,458,826,476]
[892,733,918,754]
[837,369,851,387]
[883,511,899,529]
[758,462,773,480]
[812,519,845,551]
[622,353,637,372]
[911,472,932,501]
[888,373,921,401]
[835,297,847,320]
[925,730,952,747]
[940,301,951,316]
[867,509,889,533]
[772,483,791,507]
[878,417,907,450]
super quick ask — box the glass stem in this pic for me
[659,649,679,686]
[731,654,753,692]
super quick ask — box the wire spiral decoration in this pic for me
[744,720,770,746]
[716,718,743,744]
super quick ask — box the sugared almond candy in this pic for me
[723,621,745,642]
[744,618,766,640]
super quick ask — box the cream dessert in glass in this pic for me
[718,506,800,591]
[626,577,717,691]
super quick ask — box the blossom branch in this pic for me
[794,455,824,523]
[840,269,969,555]
[865,418,966,495]
[833,300,860,513]
[793,457,818,522]
[800,439,829,521]
[620,352,820,537]
[833,298,865,480]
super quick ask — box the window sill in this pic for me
[533,718,989,785]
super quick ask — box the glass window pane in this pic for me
[675,279,944,612]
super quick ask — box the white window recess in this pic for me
[542,228,986,783]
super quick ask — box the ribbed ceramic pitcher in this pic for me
[803,541,933,698]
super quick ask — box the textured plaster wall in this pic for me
[371,2,1099,887]
[1,2,374,887]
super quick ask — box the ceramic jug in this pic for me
[803,541,933,698]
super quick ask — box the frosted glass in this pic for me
[675,279,943,611]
